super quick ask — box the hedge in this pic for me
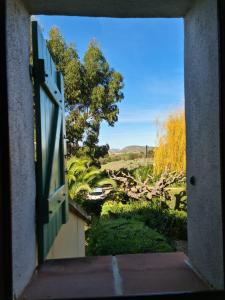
[101,200,187,240]
[86,217,174,256]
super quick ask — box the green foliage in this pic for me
[174,190,187,211]
[86,217,174,256]
[47,27,78,72]
[101,200,149,217]
[86,179,186,256]
[145,205,187,240]
[67,156,116,200]
[101,200,187,240]
[131,165,154,183]
[47,29,124,159]
[79,199,105,216]
[105,190,130,203]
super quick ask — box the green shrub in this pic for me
[144,207,187,240]
[79,199,104,216]
[86,217,174,256]
[101,200,149,217]
[101,200,187,240]
[130,165,154,182]
[104,190,130,203]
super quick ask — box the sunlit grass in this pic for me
[101,157,153,171]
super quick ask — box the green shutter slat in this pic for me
[32,21,68,263]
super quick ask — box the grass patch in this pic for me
[101,158,153,171]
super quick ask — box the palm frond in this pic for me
[96,178,117,189]
[82,168,101,182]
[69,182,92,199]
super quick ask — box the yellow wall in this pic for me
[47,211,86,259]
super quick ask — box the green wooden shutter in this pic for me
[32,21,69,263]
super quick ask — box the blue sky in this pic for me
[37,16,184,149]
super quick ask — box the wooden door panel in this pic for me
[32,21,68,263]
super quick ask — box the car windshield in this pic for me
[90,192,102,196]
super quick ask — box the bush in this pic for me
[79,199,104,216]
[101,200,187,240]
[86,217,174,256]
[130,165,154,182]
[104,190,130,203]
[144,206,187,240]
[101,200,149,217]
[77,190,130,216]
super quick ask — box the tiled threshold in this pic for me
[21,252,210,300]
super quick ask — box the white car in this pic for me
[87,188,106,201]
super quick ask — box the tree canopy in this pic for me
[154,111,186,175]
[47,27,124,163]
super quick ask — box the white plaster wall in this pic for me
[6,0,36,297]
[185,0,224,288]
[47,212,86,259]
[5,0,225,294]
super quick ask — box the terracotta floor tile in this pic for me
[116,252,209,295]
[21,253,210,299]
[21,256,115,299]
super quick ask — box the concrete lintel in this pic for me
[22,0,196,17]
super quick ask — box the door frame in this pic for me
[218,0,225,289]
[1,0,225,298]
[0,0,13,299]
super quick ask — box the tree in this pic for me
[67,156,116,200]
[47,28,124,160]
[154,111,186,175]
[109,169,185,207]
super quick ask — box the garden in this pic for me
[67,156,187,256]
[46,25,187,257]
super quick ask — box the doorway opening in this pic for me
[4,1,225,298]
[32,16,187,261]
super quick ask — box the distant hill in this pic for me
[109,145,154,154]
[109,148,120,153]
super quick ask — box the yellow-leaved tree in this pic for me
[154,111,186,175]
